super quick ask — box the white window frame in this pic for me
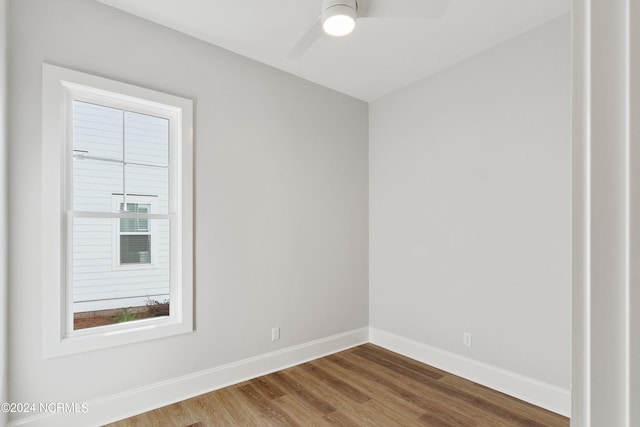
[111,195,158,270]
[42,64,193,357]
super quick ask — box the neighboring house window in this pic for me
[119,202,152,265]
[42,64,193,357]
[111,196,157,267]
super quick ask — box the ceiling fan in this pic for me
[286,0,451,59]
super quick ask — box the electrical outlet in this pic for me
[463,332,472,347]
[272,327,280,341]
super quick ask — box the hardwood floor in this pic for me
[106,344,569,426]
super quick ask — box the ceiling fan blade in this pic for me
[358,0,450,19]
[286,17,323,59]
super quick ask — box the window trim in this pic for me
[42,63,193,357]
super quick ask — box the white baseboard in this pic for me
[8,328,369,427]
[369,328,571,417]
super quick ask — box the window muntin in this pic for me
[42,64,193,356]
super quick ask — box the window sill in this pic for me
[44,314,192,358]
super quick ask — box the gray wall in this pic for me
[8,0,368,420]
[369,16,571,389]
[1,0,8,425]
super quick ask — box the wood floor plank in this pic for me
[128,409,178,427]
[313,355,425,421]
[187,392,238,426]
[237,382,300,426]
[268,370,336,416]
[322,410,361,426]
[107,410,161,427]
[417,411,471,427]
[283,366,366,410]
[253,375,287,400]
[215,386,264,425]
[272,394,333,427]
[105,344,570,427]
[461,379,568,427]
[286,366,405,427]
[299,361,371,404]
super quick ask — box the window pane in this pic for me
[72,217,171,330]
[130,203,149,214]
[120,235,151,264]
[73,158,123,211]
[125,111,169,167]
[73,101,123,161]
[120,219,149,233]
[125,164,169,214]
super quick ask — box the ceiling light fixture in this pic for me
[287,0,451,60]
[322,0,357,37]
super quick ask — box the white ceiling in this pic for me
[96,0,570,102]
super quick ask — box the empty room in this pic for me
[1,0,638,426]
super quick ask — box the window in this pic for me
[118,201,152,265]
[42,64,193,357]
[112,196,158,268]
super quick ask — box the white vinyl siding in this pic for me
[72,219,169,310]
[71,214,171,313]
